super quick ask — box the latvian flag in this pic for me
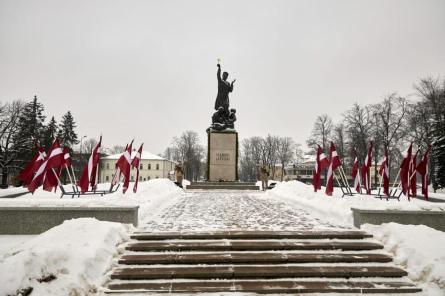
[313,145,329,192]
[351,149,361,193]
[116,141,133,193]
[131,143,143,193]
[379,148,390,197]
[325,142,341,196]
[78,136,102,193]
[361,141,373,194]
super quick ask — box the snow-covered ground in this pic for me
[0,218,130,296]
[363,223,445,296]
[0,178,185,224]
[266,181,445,295]
[1,179,444,295]
[267,180,445,227]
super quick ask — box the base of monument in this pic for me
[186,182,260,190]
[207,129,239,182]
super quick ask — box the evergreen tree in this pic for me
[58,111,79,147]
[13,95,46,165]
[43,116,58,149]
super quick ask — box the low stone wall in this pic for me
[352,208,445,232]
[0,206,139,234]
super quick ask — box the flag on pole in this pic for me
[416,145,432,200]
[116,140,133,193]
[351,149,361,193]
[78,136,102,193]
[131,143,143,193]
[111,144,128,186]
[400,143,412,198]
[325,142,341,196]
[28,139,63,193]
[409,150,419,197]
[313,145,329,192]
[62,147,72,167]
[361,141,373,194]
[41,139,64,192]
[379,148,390,197]
[18,143,46,186]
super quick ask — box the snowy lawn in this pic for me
[0,178,185,224]
[0,218,130,296]
[363,223,445,296]
[267,180,445,227]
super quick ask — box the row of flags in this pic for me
[312,141,432,200]
[18,139,73,193]
[18,136,145,195]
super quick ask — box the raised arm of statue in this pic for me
[217,64,221,82]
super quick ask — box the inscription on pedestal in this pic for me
[208,131,238,181]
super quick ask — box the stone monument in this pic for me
[206,62,238,181]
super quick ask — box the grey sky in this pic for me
[1,0,444,154]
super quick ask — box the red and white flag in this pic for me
[361,141,373,194]
[78,136,102,193]
[111,144,128,186]
[416,145,432,200]
[28,139,63,193]
[62,147,72,167]
[400,143,412,198]
[325,142,341,196]
[116,141,133,193]
[379,148,390,197]
[313,145,329,192]
[18,143,46,186]
[131,143,143,193]
[351,149,361,193]
[409,150,419,197]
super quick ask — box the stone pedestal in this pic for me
[207,130,238,182]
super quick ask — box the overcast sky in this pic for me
[1,0,444,154]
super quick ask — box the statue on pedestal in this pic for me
[209,62,237,131]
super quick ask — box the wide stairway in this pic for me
[105,230,421,294]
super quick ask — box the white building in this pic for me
[99,150,176,183]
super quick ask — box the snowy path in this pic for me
[142,190,347,231]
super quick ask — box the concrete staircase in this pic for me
[186,181,260,190]
[105,230,421,294]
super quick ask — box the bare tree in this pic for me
[109,145,126,155]
[372,94,408,182]
[307,114,333,152]
[171,130,205,181]
[277,137,295,181]
[343,103,373,160]
[0,101,24,187]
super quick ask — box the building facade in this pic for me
[99,150,175,183]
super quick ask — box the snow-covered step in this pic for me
[106,279,421,294]
[110,265,408,280]
[126,240,384,252]
[118,252,393,265]
[105,230,421,294]
[130,230,373,240]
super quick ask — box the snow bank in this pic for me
[0,218,130,296]
[363,223,445,296]
[0,179,185,224]
[266,181,445,227]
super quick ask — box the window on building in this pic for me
[143,178,146,181]
[156,164,159,170]
[147,176,151,180]
[139,176,142,181]
[106,163,109,170]
[148,164,151,170]
[140,164,143,170]
[131,176,134,181]
[106,176,109,181]
[156,176,159,179]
